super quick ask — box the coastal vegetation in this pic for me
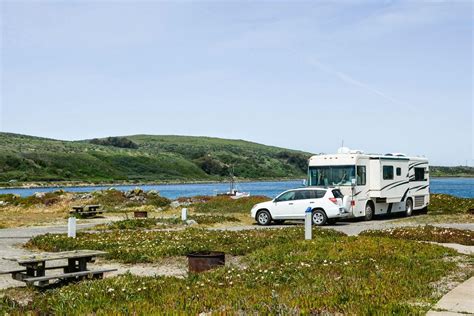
[93,215,241,230]
[428,194,474,215]
[0,191,473,228]
[2,192,473,314]
[430,166,474,178]
[5,235,469,314]
[26,227,344,263]
[360,225,474,246]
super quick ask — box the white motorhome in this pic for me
[307,148,429,220]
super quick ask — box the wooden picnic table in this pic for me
[70,204,103,217]
[1,250,116,287]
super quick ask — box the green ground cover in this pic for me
[5,236,466,315]
[94,215,241,230]
[192,195,270,214]
[26,227,344,263]
[360,225,474,245]
[429,194,474,215]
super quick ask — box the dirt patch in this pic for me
[0,287,35,308]
[90,257,188,278]
[90,255,247,279]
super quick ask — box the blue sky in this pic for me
[0,1,472,166]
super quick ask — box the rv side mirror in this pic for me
[351,178,356,187]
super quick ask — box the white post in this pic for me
[68,217,76,238]
[305,207,312,240]
[181,208,187,221]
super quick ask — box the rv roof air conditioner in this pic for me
[337,147,364,154]
[386,153,407,157]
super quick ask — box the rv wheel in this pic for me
[405,199,413,217]
[364,203,374,221]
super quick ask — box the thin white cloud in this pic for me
[308,57,409,107]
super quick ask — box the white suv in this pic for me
[251,187,349,226]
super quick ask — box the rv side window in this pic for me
[356,166,366,185]
[396,168,401,176]
[383,166,394,180]
[414,168,426,181]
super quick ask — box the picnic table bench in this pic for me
[70,204,103,217]
[1,250,116,287]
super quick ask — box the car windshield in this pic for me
[309,165,356,186]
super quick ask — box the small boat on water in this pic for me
[217,167,250,199]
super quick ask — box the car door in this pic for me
[287,190,311,219]
[271,190,296,219]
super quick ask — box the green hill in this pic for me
[0,133,310,183]
[1,133,471,184]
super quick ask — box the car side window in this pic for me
[309,190,325,199]
[316,190,326,198]
[276,191,295,202]
[294,190,310,200]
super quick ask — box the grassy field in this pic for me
[0,132,309,183]
[2,192,473,314]
[3,234,470,315]
[26,227,343,263]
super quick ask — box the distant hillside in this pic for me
[430,166,474,178]
[0,133,471,184]
[0,133,310,183]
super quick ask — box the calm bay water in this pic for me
[0,178,472,199]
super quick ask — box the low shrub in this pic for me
[0,191,64,207]
[429,194,474,214]
[91,189,171,209]
[92,190,127,208]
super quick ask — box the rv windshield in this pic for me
[309,165,356,186]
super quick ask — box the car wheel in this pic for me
[405,199,413,217]
[364,203,374,221]
[312,210,327,226]
[256,210,272,226]
[274,220,285,225]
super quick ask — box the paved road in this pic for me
[427,277,474,315]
